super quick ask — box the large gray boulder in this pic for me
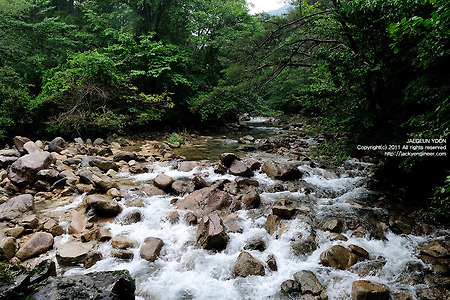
[48,137,65,153]
[176,187,237,217]
[0,194,35,221]
[196,214,229,251]
[89,157,119,172]
[0,149,20,168]
[16,232,54,261]
[8,152,55,185]
[28,270,135,300]
[233,251,265,277]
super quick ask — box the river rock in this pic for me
[233,251,265,277]
[0,237,16,260]
[272,199,296,219]
[86,194,122,216]
[244,236,266,251]
[36,169,59,182]
[13,136,31,152]
[240,186,261,209]
[91,173,118,191]
[281,279,300,293]
[265,214,280,235]
[119,209,142,225]
[8,151,55,185]
[68,210,87,236]
[142,183,166,196]
[267,254,278,271]
[89,157,119,172]
[84,252,103,269]
[0,194,35,221]
[56,240,95,266]
[420,240,449,258]
[292,235,317,255]
[320,245,357,270]
[219,153,238,168]
[176,187,236,217]
[196,213,229,251]
[293,270,328,299]
[154,173,175,191]
[214,163,228,174]
[349,244,370,259]
[97,227,112,241]
[262,160,302,180]
[16,232,54,261]
[19,214,39,230]
[28,270,135,300]
[111,236,138,249]
[23,141,41,154]
[323,219,344,233]
[112,249,134,260]
[351,280,390,300]
[0,149,19,168]
[140,237,164,262]
[179,161,202,172]
[192,175,209,190]
[229,159,253,177]
[172,180,192,195]
[48,137,65,153]
[113,152,138,162]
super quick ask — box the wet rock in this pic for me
[235,177,259,188]
[229,159,253,177]
[281,280,300,293]
[352,226,367,238]
[120,209,142,225]
[349,244,370,259]
[140,237,164,262]
[5,226,25,238]
[240,186,261,209]
[142,184,166,196]
[292,235,317,255]
[184,211,197,225]
[351,280,390,300]
[68,210,87,236]
[56,241,95,266]
[113,152,138,162]
[19,214,39,230]
[214,163,228,174]
[272,199,296,219]
[168,211,179,223]
[36,169,59,182]
[262,161,302,180]
[293,270,328,299]
[28,270,135,300]
[91,173,118,191]
[418,287,449,300]
[86,194,122,217]
[111,236,138,249]
[389,215,413,235]
[323,219,344,233]
[48,137,65,153]
[154,173,175,192]
[0,194,35,221]
[81,227,98,242]
[97,147,113,156]
[267,254,278,271]
[233,251,265,277]
[192,175,209,190]
[320,245,357,270]
[265,214,280,235]
[326,232,348,241]
[16,232,54,261]
[219,153,238,168]
[420,240,449,258]
[0,237,16,260]
[88,157,119,172]
[97,227,112,242]
[393,291,413,300]
[176,187,236,217]
[196,213,229,251]
[172,180,192,195]
[111,250,134,260]
[244,236,266,251]
[84,252,103,269]
[179,161,202,172]
[8,152,55,185]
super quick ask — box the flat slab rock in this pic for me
[28,270,135,300]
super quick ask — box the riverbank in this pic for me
[0,118,448,299]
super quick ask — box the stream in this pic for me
[41,118,446,299]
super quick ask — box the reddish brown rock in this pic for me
[16,232,54,260]
[320,245,357,270]
[140,237,164,262]
[351,280,390,300]
[229,160,253,177]
[233,251,265,277]
[196,213,229,251]
[176,187,236,217]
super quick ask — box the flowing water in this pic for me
[50,118,443,299]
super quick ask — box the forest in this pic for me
[0,0,448,220]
